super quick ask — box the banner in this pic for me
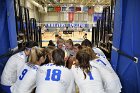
[83,6,88,12]
[88,6,94,15]
[45,23,89,28]
[55,6,61,12]
[69,7,74,12]
[68,12,74,22]
[47,6,54,12]
[64,12,68,21]
[76,7,81,11]
[62,7,67,11]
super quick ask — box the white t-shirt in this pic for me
[71,66,105,93]
[90,59,122,93]
[1,51,27,86]
[36,63,75,93]
[10,62,39,93]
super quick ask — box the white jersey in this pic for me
[92,56,113,71]
[1,51,27,86]
[10,63,39,93]
[36,63,75,93]
[90,59,122,93]
[92,47,106,58]
[71,66,105,93]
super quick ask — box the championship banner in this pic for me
[47,6,54,12]
[83,6,88,12]
[55,6,61,12]
[62,7,67,11]
[75,7,81,11]
[69,7,74,12]
[68,12,74,22]
[64,12,68,21]
[88,6,94,15]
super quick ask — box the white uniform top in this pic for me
[1,51,27,86]
[92,47,106,58]
[36,63,75,93]
[90,59,122,93]
[71,66,105,93]
[10,63,39,93]
[93,56,113,71]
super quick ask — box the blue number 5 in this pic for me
[45,69,61,81]
[19,69,28,80]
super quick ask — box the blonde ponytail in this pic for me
[28,47,46,64]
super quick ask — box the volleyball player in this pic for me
[0,41,37,93]
[65,39,75,69]
[43,46,56,64]
[82,47,122,93]
[36,49,75,93]
[10,47,46,93]
[71,50,105,93]
[81,39,106,58]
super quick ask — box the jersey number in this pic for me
[19,69,28,80]
[45,69,61,81]
[88,71,94,80]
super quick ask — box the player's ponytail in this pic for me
[52,49,65,66]
[28,47,46,64]
[76,50,91,79]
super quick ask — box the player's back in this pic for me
[90,59,122,93]
[36,63,74,93]
[71,66,105,93]
[1,51,26,86]
[92,47,106,58]
[10,62,39,93]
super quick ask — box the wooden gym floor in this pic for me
[42,31,92,47]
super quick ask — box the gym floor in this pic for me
[42,31,92,47]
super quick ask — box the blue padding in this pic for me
[111,0,140,93]
[111,0,123,71]
[6,0,17,49]
[0,0,10,55]
[0,1,17,92]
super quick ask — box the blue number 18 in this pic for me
[45,69,61,81]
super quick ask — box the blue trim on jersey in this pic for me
[45,63,54,66]
[27,62,38,71]
[0,84,11,93]
[96,53,106,58]
[96,59,106,66]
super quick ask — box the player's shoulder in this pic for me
[26,62,39,71]
[11,51,25,59]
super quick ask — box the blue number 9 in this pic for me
[19,69,28,80]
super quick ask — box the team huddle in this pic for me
[0,39,122,93]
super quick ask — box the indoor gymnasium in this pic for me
[0,0,140,93]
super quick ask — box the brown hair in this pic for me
[28,47,46,64]
[82,46,98,60]
[65,39,73,46]
[57,38,64,44]
[74,43,82,50]
[81,39,92,48]
[52,49,65,66]
[46,46,56,62]
[76,50,91,79]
